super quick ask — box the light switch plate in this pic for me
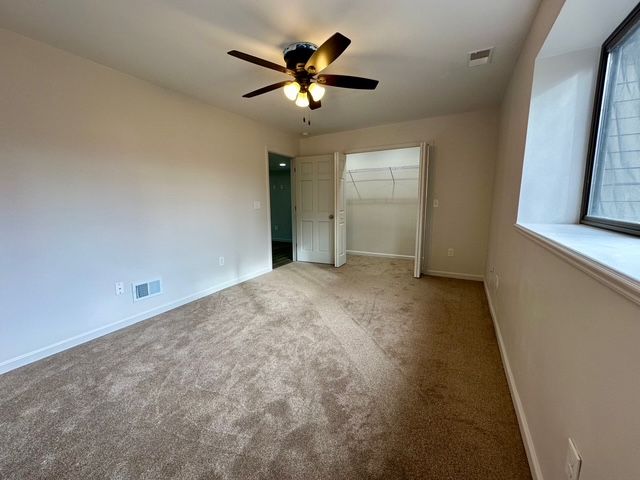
[115,282,124,296]
[565,438,582,480]
[253,200,261,209]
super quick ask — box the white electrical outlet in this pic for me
[565,439,582,480]
[447,248,454,257]
[253,200,261,210]
[219,256,225,266]
[434,199,439,208]
[115,282,124,296]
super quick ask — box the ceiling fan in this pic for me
[228,33,379,110]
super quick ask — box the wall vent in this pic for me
[133,278,162,301]
[468,48,494,67]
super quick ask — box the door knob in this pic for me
[329,214,334,219]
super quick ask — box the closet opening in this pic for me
[345,146,424,268]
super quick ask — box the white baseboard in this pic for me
[426,269,484,282]
[484,282,543,480]
[0,267,272,375]
[347,250,414,260]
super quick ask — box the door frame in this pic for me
[343,141,431,277]
[264,148,297,270]
[414,143,429,278]
[334,152,347,267]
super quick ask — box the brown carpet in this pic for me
[0,256,531,479]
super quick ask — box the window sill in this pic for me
[514,223,640,306]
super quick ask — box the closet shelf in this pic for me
[347,165,419,200]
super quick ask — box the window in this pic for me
[582,3,640,236]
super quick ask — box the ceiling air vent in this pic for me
[133,278,162,301]
[468,48,494,67]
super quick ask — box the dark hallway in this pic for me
[268,153,293,269]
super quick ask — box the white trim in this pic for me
[347,250,414,260]
[514,223,640,306]
[414,143,429,278]
[290,156,297,262]
[484,282,543,480]
[425,269,484,281]
[0,267,271,375]
[264,147,274,269]
[334,152,347,268]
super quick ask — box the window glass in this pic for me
[587,21,640,227]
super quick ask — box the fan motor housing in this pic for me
[283,42,318,71]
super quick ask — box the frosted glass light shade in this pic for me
[308,83,325,101]
[295,92,309,107]
[283,82,300,101]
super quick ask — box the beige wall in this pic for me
[0,28,298,372]
[486,1,640,479]
[347,202,418,257]
[300,109,499,279]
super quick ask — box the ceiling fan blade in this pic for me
[228,50,293,75]
[242,81,291,98]
[317,74,379,90]
[309,96,322,110]
[305,33,351,73]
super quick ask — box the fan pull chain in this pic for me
[301,112,311,137]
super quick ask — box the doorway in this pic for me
[344,145,427,276]
[289,145,428,276]
[268,153,294,269]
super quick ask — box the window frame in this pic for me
[581,2,640,237]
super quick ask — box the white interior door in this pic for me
[295,154,335,264]
[334,152,347,267]
[414,143,430,278]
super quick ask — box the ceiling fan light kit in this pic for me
[228,33,379,111]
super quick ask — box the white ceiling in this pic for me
[0,0,540,135]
